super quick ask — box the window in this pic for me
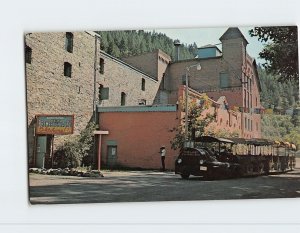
[141,78,145,91]
[121,92,126,106]
[100,58,104,74]
[245,117,247,130]
[219,72,229,88]
[64,62,72,77]
[65,32,73,53]
[248,119,250,131]
[99,85,109,101]
[244,90,247,107]
[25,45,32,64]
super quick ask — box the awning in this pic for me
[195,136,234,144]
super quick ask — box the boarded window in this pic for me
[99,86,109,100]
[65,32,73,53]
[100,58,104,74]
[219,72,229,88]
[64,62,72,77]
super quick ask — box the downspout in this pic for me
[93,35,98,123]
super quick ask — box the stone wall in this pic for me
[97,52,160,107]
[25,31,101,166]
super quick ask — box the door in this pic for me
[107,146,117,168]
[36,136,47,168]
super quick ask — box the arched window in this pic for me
[121,92,126,106]
[65,32,73,53]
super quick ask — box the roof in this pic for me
[198,44,222,53]
[100,51,157,82]
[219,27,249,44]
[252,59,262,92]
[97,105,177,113]
[195,136,234,144]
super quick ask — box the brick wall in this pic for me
[99,110,180,170]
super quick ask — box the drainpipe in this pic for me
[93,35,98,123]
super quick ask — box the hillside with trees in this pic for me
[258,67,299,111]
[96,30,197,59]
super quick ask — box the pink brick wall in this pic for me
[99,111,180,170]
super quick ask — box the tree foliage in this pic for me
[170,96,216,150]
[249,26,298,82]
[262,114,300,147]
[54,122,98,168]
[96,30,197,60]
[258,67,299,111]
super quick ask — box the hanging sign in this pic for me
[36,115,74,135]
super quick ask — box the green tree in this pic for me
[170,96,216,150]
[55,122,98,168]
[249,26,298,82]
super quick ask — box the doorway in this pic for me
[107,145,117,168]
[35,135,53,168]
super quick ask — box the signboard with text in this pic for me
[36,115,74,135]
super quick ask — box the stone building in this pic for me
[26,27,262,169]
[25,31,162,168]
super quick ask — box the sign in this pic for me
[36,115,74,135]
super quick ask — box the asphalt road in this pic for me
[29,159,300,204]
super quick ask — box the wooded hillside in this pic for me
[96,30,197,59]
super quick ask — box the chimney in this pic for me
[174,39,181,61]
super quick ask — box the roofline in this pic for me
[100,51,158,82]
[219,27,249,44]
[170,56,222,64]
[97,105,177,113]
[252,59,262,92]
[85,31,101,38]
[198,45,222,53]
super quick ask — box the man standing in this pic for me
[160,146,166,171]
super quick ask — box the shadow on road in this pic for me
[29,169,300,204]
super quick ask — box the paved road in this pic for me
[29,159,300,204]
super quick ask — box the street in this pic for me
[29,159,300,204]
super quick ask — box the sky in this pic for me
[150,27,265,64]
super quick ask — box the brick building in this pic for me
[26,27,262,169]
[123,27,262,139]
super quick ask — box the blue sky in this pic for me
[150,27,265,64]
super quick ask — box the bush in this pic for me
[54,122,97,168]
